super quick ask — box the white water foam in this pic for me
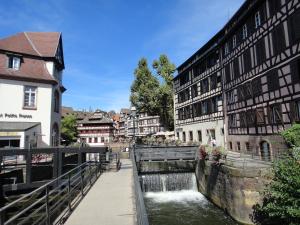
[144,190,208,205]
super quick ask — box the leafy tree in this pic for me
[130,58,160,115]
[61,114,78,146]
[281,124,300,147]
[153,54,176,131]
[252,125,300,225]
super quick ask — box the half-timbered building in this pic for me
[174,0,300,158]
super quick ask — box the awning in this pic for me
[0,122,40,131]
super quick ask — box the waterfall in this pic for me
[141,173,197,192]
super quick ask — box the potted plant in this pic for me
[212,147,222,162]
[199,145,208,160]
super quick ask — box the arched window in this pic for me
[54,90,60,113]
[52,123,59,146]
[260,141,270,161]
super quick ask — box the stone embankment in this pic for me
[195,159,271,225]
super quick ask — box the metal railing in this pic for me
[0,160,102,225]
[135,145,198,162]
[131,146,149,225]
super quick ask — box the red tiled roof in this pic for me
[0,54,56,84]
[0,32,61,57]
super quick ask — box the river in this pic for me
[141,173,240,225]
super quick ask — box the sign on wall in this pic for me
[0,113,33,119]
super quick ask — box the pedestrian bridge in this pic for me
[0,145,197,225]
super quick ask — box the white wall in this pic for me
[0,79,56,146]
[175,120,225,147]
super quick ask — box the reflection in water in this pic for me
[142,173,240,225]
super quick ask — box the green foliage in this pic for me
[252,148,300,225]
[281,124,300,147]
[130,55,176,131]
[61,114,78,146]
[130,58,160,115]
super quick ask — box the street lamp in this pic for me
[130,106,137,144]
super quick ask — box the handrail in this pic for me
[131,146,149,225]
[0,160,102,225]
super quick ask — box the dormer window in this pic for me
[255,11,261,28]
[242,24,248,39]
[8,56,21,70]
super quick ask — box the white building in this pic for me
[0,32,65,148]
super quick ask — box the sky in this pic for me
[0,0,244,112]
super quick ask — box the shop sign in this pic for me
[0,113,33,119]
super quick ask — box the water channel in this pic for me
[141,173,240,225]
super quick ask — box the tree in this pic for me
[130,58,160,115]
[252,124,300,225]
[153,54,176,131]
[61,114,78,146]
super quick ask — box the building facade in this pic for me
[174,0,300,157]
[0,32,65,148]
[77,110,114,146]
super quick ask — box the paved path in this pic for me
[65,159,135,225]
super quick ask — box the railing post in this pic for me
[0,209,5,225]
[68,173,72,212]
[89,163,92,185]
[80,165,84,197]
[45,186,50,225]
[26,149,32,185]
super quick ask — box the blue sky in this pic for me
[0,0,244,112]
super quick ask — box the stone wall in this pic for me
[195,160,271,225]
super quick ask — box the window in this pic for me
[227,90,235,104]
[24,86,37,108]
[177,132,179,139]
[229,114,237,128]
[237,142,241,151]
[224,43,229,55]
[268,104,282,124]
[183,132,186,142]
[191,84,198,98]
[232,35,237,48]
[255,11,261,28]
[229,141,233,150]
[233,58,240,78]
[89,138,92,143]
[210,74,217,90]
[256,38,266,65]
[189,131,193,141]
[252,78,262,97]
[192,102,202,117]
[237,86,245,102]
[247,110,256,127]
[291,59,300,83]
[256,108,265,125]
[211,97,218,113]
[8,56,21,70]
[202,101,208,115]
[197,130,202,142]
[54,90,60,113]
[243,49,252,73]
[245,142,250,151]
[201,78,209,93]
[290,101,300,122]
[267,71,280,91]
[240,112,247,128]
[242,24,248,39]
[101,137,105,142]
[244,82,253,100]
[272,24,286,55]
[94,137,98,143]
[180,73,189,86]
[269,0,281,16]
[289,9,300,45]
[225,64,231,83]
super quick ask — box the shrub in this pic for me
[281,124,300,147]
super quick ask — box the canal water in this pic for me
[142,173,240,225]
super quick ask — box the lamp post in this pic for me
[130,106,137,145]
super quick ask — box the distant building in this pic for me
[0,32,65,148]
[77,110,114,146]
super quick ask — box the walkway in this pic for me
[65,159,135,225]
